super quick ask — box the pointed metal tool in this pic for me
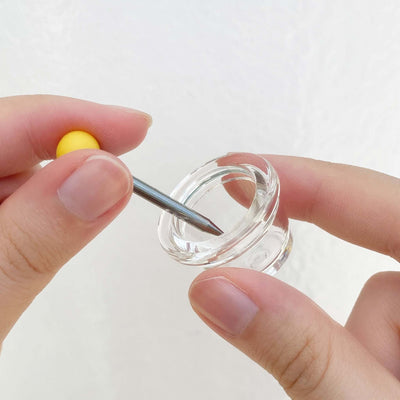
[54,132,221,234]
[132,176,223,236]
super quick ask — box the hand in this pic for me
[189,156,400,399]
[0,95,151,345]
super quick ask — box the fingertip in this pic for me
[100,104,152,154]
[190,268,277,312]
[108,104,152,127]
[189,267,316,329]
[0,95,152,175]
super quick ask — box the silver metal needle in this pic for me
[132,176,224,236]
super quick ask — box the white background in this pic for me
[0,1,399,399]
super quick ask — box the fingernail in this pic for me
[110,105,152,127]
[58,155,131,221]
[189,277,259,336]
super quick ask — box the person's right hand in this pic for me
[189,155,400,399]
[0,95,151,346]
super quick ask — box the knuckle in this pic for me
[0,217,55,278]
[271,327,333,397]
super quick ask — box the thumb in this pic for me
[189,268,400,399]
[0,150,132,342]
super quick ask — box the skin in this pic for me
[0,95,151,342]
[1,95,400,398]
[189,157,400,399]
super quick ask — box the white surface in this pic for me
[0,1,399,399]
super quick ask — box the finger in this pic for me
[346,271,400,379]
[189,268,400,399]
[0,95,152,176]
[224,154,400,261]
[0,149,132,342]
[0,166,40,203]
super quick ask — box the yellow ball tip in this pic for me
[56,131,100,158]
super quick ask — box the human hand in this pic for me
[189,156,400,399]
[0,95,151,345]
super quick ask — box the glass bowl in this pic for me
[158,153,292,274]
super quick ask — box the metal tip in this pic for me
[204,219,224,236]
[132,176,224,236]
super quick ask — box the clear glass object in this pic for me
[158,153,292,274]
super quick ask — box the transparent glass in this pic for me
[158,153,292,274]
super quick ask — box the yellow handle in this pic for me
[56,131,100,158]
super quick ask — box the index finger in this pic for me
[0,95,152,176]
[266,155,400,262]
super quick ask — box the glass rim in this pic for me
[158,153,280,267]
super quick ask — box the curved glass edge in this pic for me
[158,153,291,273]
